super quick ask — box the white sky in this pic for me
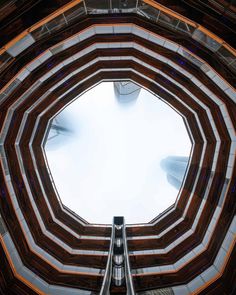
[45,82,191,224]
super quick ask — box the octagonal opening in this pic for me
[44,82,191,224]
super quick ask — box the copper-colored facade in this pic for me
[0,1,235,294]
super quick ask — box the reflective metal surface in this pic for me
[100,216,135,294]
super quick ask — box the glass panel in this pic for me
[137,1,160,22]
[176,21,195,35]
[85,0,110,12]
[50,37,80,56]
[111,0,137,10]
[46,14,66,32]
[31,24,50,40]
[192,29,221,52]
[64,3,85,23]
[217,46,235,64]
[158,11,179,28]
[50,43,67,55]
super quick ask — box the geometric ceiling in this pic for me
[0,1,235,294]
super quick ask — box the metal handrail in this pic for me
[100,221,115,295]
[123,222,135,295]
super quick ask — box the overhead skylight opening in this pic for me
[45,82,191,224]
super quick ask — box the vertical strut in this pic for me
[100,217,135,295]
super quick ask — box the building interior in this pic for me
[0,0,235,294]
